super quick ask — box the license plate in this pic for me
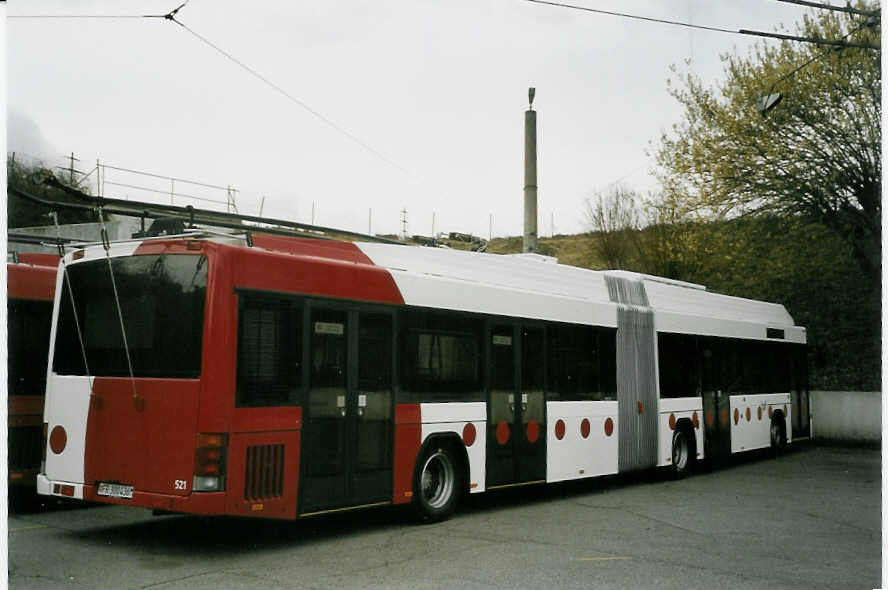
[97,482,134,499]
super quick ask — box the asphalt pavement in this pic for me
[8,443,881,589]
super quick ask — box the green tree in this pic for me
[7,155,96,227]
[655,4,880,286]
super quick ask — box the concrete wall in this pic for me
[9,216,143,254]
[811,391,881,443]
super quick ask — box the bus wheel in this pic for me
[413,444,459,523]
[670,428,693,478]
[770,417,786,456]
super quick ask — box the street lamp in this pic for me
[757,92,783,115]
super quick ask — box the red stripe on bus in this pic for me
[231,245,404,305]
[8,263,57,301]
[393,404,421,505]
[16,252,60,267]
[231,406,302,433]
[250,235,376,265]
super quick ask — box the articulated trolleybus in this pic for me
[8,252,58,488]
[39,232,808,521]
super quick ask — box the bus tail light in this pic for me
[193,433,228,492]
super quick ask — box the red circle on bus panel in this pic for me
[496,421,510,446]
[668,413,676,430]
[757,407,763,421]
[580,418,591,439]
[692,411,700,429]
[768,406,773,418]
[49,426,67,455]
[526,419,540,444]
[555,419,566,440]
[733,408,740,425]
[745,408,751,422]
[604,418,614,437]
[637,401,644,415]
[462,423,477,447]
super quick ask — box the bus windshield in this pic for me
[53,254,208,379]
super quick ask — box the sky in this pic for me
[6,0,814,238]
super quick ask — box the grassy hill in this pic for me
[486,234,604,269]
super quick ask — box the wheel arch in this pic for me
[413,432,470,497]
[674,417,697,456]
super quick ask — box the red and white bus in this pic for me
[38,233,808,520]
[8,251,59,487]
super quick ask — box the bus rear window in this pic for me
[53,254,207,378]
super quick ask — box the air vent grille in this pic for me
[244,444,285,501]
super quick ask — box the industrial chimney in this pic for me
[523,88,538,253]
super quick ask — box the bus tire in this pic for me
[412,442,461,523]
[670,427,694,479]
[770,415,787,456]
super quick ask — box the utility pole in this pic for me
[67,152,77,183]
[401,207,408,239]
[226,184,239,214]
[56,152,82,185]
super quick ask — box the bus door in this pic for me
[701,343,730,462]
[486,323,546,488]
[300,304,394,513]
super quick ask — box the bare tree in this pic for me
[583,185,641,270]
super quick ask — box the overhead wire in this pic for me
[520,0,879,49]
[521,0,737,34]
[167,18,416,179]
[11,1,432,200]
[8,15,149,19]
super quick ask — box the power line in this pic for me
[11,2,434,198]
[521,0,736,34]
[168,18,416,179]
[772,0,881,18]
[738,28,879,50]
[9,14,149,19]
[521,0,879,50]
[10,0,190,20]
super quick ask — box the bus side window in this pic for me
[599,329,617,400]
[763,342,792,393]
[658,333,700,399]
[8,299,53,396]
[742,340,765,394]
[722,339,744,394]
[547,323,607,401]
[236,295,302,407]
[399,309,484,403]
